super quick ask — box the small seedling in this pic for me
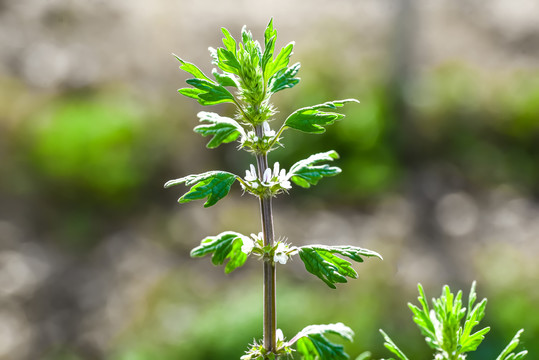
[379,282,528,360]
[165,19,381,359]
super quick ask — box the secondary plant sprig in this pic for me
[165,19,381,360]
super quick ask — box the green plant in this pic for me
[165,19,381,359]
[379,282,528,360]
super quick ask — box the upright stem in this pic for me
[254,124,277,356]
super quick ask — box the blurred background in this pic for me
[1,0,538,359]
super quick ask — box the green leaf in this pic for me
[459,298,489,352]
[217,47,242,74]
[268,62,300,94]
[284,99,360,134]
[408,284,438,349]
[221,27,237,54]
[164,171,237,207]
[298,245,382,289]
[190,231,249,273]
[180,78,236,106]
[264,18,277,50]
[194,111,245,148]
[264,41,294,80]
[496,329,528,360]
[212,69,238,88]
[379,330,410,360]
[288,151,341,188]
[291,323,354,360]
[174,55,212,81]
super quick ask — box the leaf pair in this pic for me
[165,151,343,207]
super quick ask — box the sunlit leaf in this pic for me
[217,47,242,74]
[496,329,528,360]
[298,245,382,289]
[284,99,359,134]
[212,69,238,88]
[288,151,341,188]
[221,27,237,54]
[174,55,212,81]
[191,231,249,273]
[379,329,410,360]
[268,62,300,94]
[164,171,237,207]
[261,19,277,74]
[194,112,245,148]
[180,78,236,106]
[264,42,294,80]
[290,323,354,360]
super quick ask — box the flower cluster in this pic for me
[241,329,292,360]
[241,232,298,265]
[242,121,281,154]
[240,160,291,197]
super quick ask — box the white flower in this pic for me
[276,329,284,342]
[263,121,276,137]
[241,236,255,255]
[273,242,289,265]
[251,232,264,242]
[245,164,257,182]
[263,168,272,183]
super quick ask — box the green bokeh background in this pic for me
[1,1,538,359]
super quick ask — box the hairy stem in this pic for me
[255,124,277,356]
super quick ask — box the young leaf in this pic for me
[216,47,242,74]
[221,27,237,54]
[288,151,341,188]
[289,323,354,360]
[212,69,238,88]
[174,55,212,81]
[408,284,438,349]
[194,111,246,148]
[496,329,528,360]
[191,231,250,273]
[164,171,237,207]
[264,18,277,50]
[459,298,489,352]
[379,329,410,360]
[284,99,359,134]
[180,78,236,106]
[268,62,300,94]
[298,245,382,289]
[264,41,294,80]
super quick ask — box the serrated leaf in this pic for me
[221,27,237,54]
[460,298,489,352]
[264,41,294,80]
[174,55,212,81]
[212,69,238,88]
[379,330,410,360]
[291,323,354,360]
[268,62,300,94]
[288,151,341,188]
[190,231,249,273]
[164,171,237,207]
[264,18,277,49]
[217,47,242,74]
[298,245,382,289]
[284,99,360,134]
[194,112,245,148]
[181,78,236,106]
